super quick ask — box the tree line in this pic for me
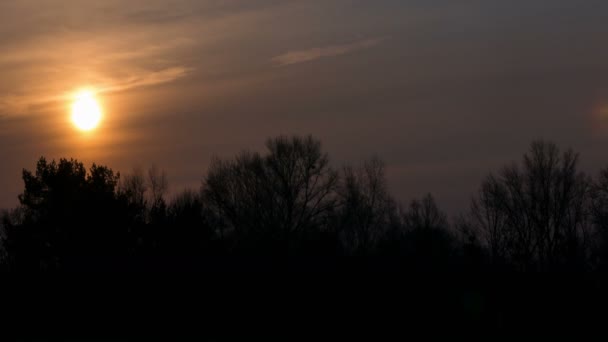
[2,135,608,272]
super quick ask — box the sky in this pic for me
[1,0,608,215]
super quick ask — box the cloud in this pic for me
[100,67,192,93]
[0,0,307,117]
[0,66,192,117]
[272,38,386,66]
[0,29,195,116]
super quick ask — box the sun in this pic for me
[71,90,102,131]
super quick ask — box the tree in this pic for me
[147,166,168,202]
[163,189,214,257]
[397,194,455,269]
[203,135,339,255]
[590,167,608,268]
[118,167,147,211]
[470,176,510,266]
[470,140,591,271]
[453,214,487,271]
[403,194,448,231]
[117,165,169,222]
[1,207,26,269]
[2,157,126,270]
[336,157,399,255]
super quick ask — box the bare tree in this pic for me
[337,157,399,254]
[470,175,510,265]
[265,135,339,235]
[470,140,591,271]
[117,165,169,229]
[590,167,608,268]
[118,167,147,208]
[203,135,338,252]
[403,193,448,231]
[118,165,168,210]
[147,165,168,206]
[204,152,269,241]
[399,194,455,268]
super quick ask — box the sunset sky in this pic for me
[1,0,608,214]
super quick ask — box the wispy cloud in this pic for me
[0,66,192,117]
[0,1,344,118]
[100,67,192,93]
[272,38,386,66]
[0,30,195,116]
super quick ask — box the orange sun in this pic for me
[71,90,102,131]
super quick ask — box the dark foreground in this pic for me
[2,272,608,340]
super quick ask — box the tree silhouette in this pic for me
[118,167,147,217]
[163,189,215,257]
[376,194,456,270]
[403,193,449,231]
[2,135,607,338]
[203,135,338,256]
[0,136,604,275]
[591,167,608,269]
[2,157,128,270]
[336,157,399,255]
[470,140,591,271]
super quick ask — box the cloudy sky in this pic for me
[1,0,608,215]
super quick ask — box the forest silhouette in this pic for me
[2,134,608,273]
[4,135,608,338]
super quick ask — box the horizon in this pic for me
[1,135,606,218]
